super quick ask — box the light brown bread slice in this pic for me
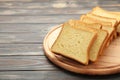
[51,23,97,65]
[91,7,120,21]
[80,15,112,26]
[80,15,114,46]
[89,29,108,62]
[101,25,114,51]
[68,20,108,62]
[68,19,102,29]
[108,12,120,35]
[85,13,117,38]
[86,13,117,27]
[110,12,120,15]
[91,6,120,33]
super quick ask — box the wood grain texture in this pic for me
[0,8,119,16]
[0,23,57,32]
[0,0,97,9]
[0,71,119,80]
[0,0,118,9]
[0,32,44,43]
[0,1,118,16]
[0,56,57,71]
[0,24,56,43]
[0,15,79,23]
[0,8,88,15]
[0,44,43,55]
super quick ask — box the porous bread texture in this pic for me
[91,6,120,33]
[68,20,108,62]
[80,15,114,46]
[51,23,97,65]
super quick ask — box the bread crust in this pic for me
[51,24,97,65]
[86,13,118,27]
[91,29,108,62]
[91,6,120,34]
[80,15,114,47]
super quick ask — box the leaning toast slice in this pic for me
[86,13,117,27]
[80,15,114,46]
[68,19,102,29]
[68,20,108,62]
[51,23,97,65]
[91,6,120,33]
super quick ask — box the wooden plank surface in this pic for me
[0,0,118,9]
[0,15,80,23]
[0,0,119,79]
[0,0,118,16]
[0,56,58,71]
[0,24,59,44]
[0,23,57,32]
[0,8,119,16]
[0,71,119,80]
[0,32,44,43]
[0,44,43,55]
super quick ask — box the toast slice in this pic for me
[86,13,117,38]
[89,29,108,62]
[80,15,114,46]
[109,12,120,35]
[110,12,120,15]
[91,6,120,33]
[91,7,120,21]
[80,15,112,26]
[51,23,97,65]
[68,19,102,29]
[68,20,108,62]
[86,13,117,27]
[102,26,114,47]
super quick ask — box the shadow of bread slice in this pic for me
[80,15,114,47]
[51,23,97,65]
[69,20,108,62]
[91,7,120,34]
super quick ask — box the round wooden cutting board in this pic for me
[43,25,120,75]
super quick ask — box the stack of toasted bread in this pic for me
[51,7,120,65]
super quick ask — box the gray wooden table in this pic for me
[0,0,120,80]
